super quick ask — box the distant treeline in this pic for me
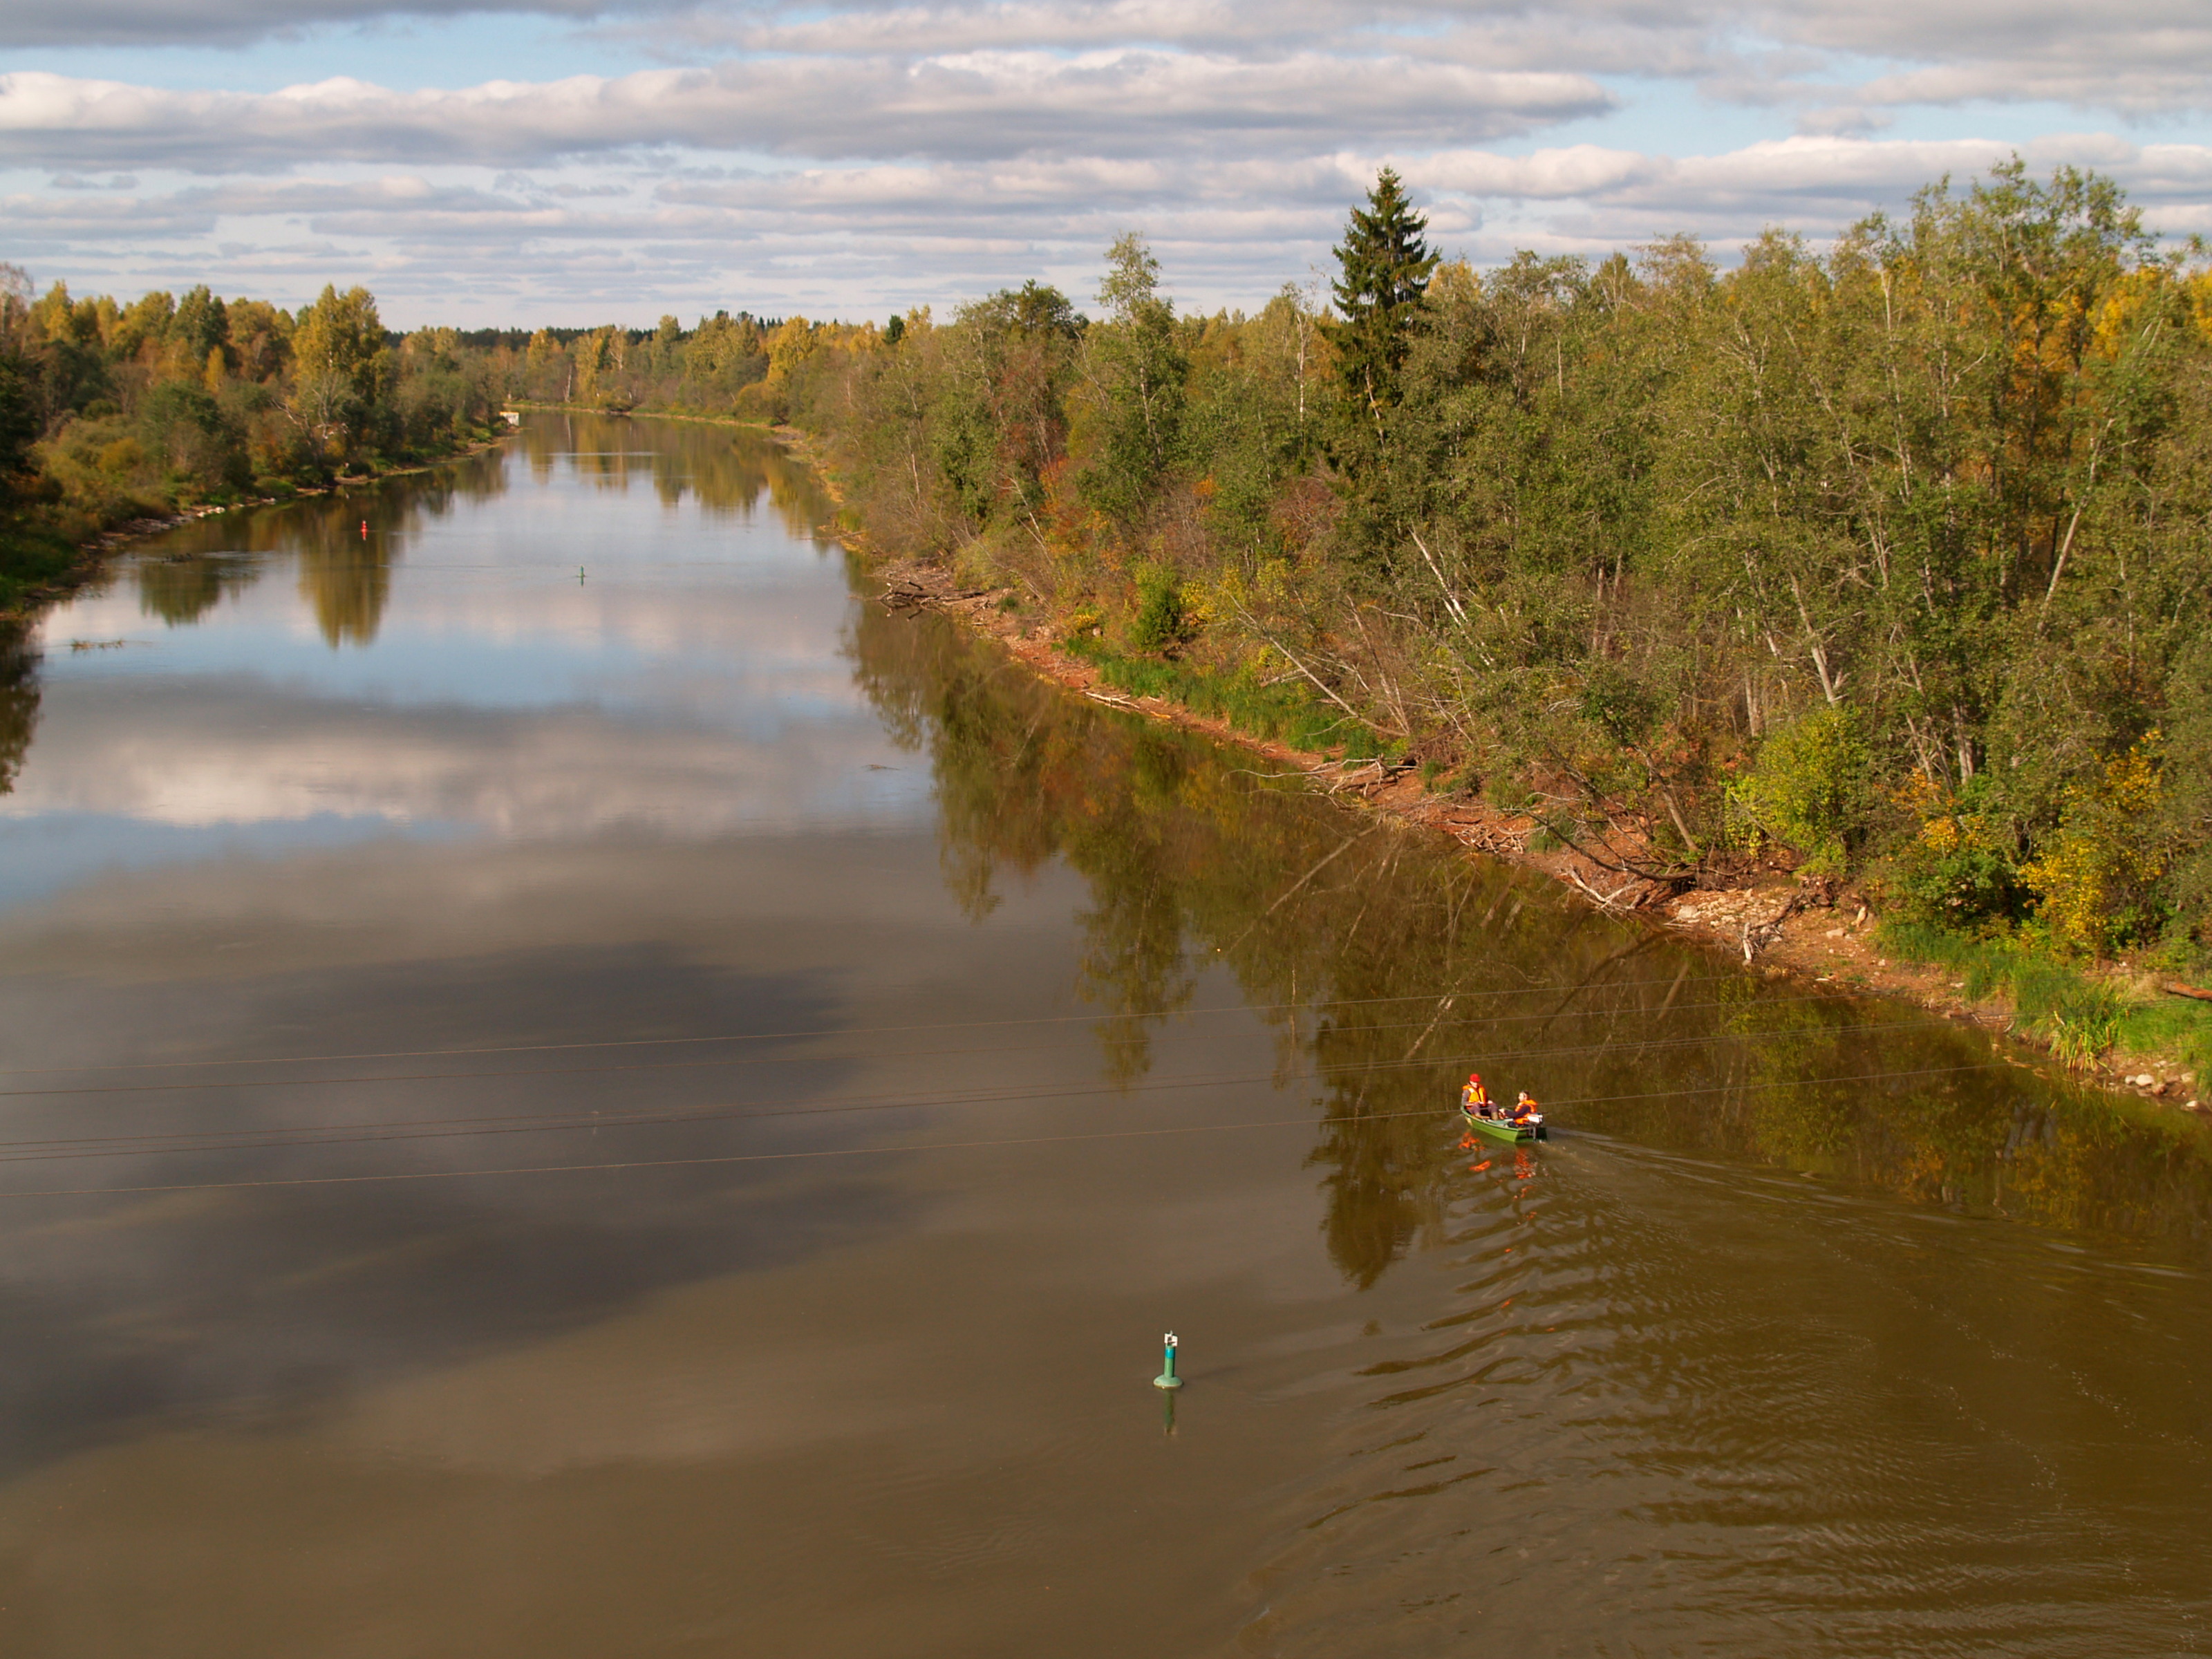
[762,161,2212,973]
[0,271,510,599]
[497,312,801,414]
[0,275,810,603]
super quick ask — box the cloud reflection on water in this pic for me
[1,419,918,901]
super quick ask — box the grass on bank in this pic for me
[0,526,84,612]
[1879,918,2212,1091]
[1064,636,1389,759]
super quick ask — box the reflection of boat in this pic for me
[1461,1105,1546,1143]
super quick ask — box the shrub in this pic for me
[38,413,158,523]
[1127,568,1194,655]
[1882,773,2027,927]
[733,380,787,424]
[1579,662,1656,744]
[2021,736,2170,957]
[1483,768,1533,814]
[1738,706,1871,873]
[138,381,248,497]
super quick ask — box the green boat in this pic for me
[1461,1105,1547,1143]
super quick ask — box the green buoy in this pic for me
[1153,1331,1183,1390]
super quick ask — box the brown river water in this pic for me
[0,414,2208,1657]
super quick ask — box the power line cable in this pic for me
[0,1061,2017,1200]
[0,1024,2000,1167]
[0,990,1933,1103]
[0,968,1897,1079]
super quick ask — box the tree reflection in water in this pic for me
[135,550,259,626]
[297,541,391,646]
[849,599,2212,1284]
[514,413,838,545]
[0,624,38,796]
[113,414,834,655]
[0,413,842,819]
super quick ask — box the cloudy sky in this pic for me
[3,0,2211,325]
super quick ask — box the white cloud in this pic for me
[1,693,908,834]
[10,0,2212,123]
[0,56,1610,173]
[2,0,2209,318]
[0,0,620,48]
[0,135,2198,325]
[16,131,2212,321]
[10,565,918,836]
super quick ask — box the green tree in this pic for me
[137,382,248,496]
[1327,169,1439,575]
[225,299,292,384]
[645,160,2212,962]
[932,283,1081,535]
[111,290,174,361]
[170,285,230,373]
[0,351,37,498]
[1080,233,1187,527]
[1329,168,1436,427]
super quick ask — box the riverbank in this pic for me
[840,532,2211,1116]
[507,399,777,431]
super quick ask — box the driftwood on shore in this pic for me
[879,576,997,615]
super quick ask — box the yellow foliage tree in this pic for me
[2023,735,2168,955]
[289,285,389,455]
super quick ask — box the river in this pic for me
[0,414,2206,1657]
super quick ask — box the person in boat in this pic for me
[1510,1091,1541,1125]
[1461,1072,1494,1117]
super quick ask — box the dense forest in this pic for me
[762,162,2212,984]
[3,158,2209,986]
[0,269,512,599]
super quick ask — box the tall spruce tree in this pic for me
[1327,168,1438,573]
[1330,168,1437,424]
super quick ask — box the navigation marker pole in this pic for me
[1153,1331,1183,1390]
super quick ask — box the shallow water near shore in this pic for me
[0,413,2206,1657]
